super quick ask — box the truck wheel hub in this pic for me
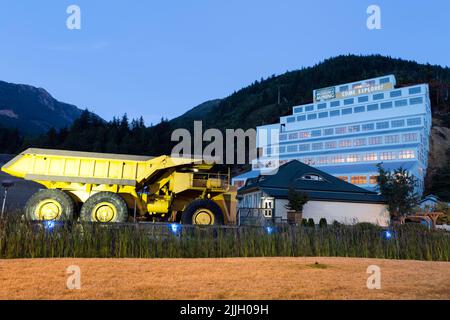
[93,202,117,223]
[193,209,214,225]
[36,199,62,220]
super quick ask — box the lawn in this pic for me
[0,257,448,299]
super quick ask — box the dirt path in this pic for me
[0,257,448,299]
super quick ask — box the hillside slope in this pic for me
[0,81,84,135]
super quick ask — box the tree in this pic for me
[284,188,309,212]
[377,164,419,221]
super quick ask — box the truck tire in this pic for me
[181,199,224,225]
[25,189,75,221]
[80,192,128,223]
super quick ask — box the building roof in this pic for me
[238,160,386,204]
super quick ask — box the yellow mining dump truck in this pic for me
[1,148,237,225]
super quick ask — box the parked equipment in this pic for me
[1,148,237,225]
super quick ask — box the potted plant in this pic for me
[285,188,309,225]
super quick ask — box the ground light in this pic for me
[381,229,395,240]
[43,220,56,232]
[265,226,276,235]
[169,223,182,235]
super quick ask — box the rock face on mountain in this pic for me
[0,81,83,135]
[425,123,450,190]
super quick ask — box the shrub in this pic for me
[307,218,315,228]
[332,220,342,228]
[301,219,308,227]
[285,188,309,212]
[354,222,382,232]
[319,218,327,228]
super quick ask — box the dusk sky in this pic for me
[1,0,449,124]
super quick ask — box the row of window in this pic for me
[254,149,416,170]
[279,118,423,142]
[273,133,419,155]
[337,175,379,185]
[337,77,391,93]
[295,86,422,114]
[288,97,424,123]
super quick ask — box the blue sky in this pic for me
[0,0,449,124]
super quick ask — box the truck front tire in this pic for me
[80,192,129,223]
[25,189,75,221]
[181,199,224,225]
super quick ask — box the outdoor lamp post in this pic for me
[1,180,14,218]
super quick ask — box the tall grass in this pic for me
[0,216,448,261]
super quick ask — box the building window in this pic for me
[410,97,423,105]
[407,118,421,126]
[399,150,415,159]
[380,152,397,160]
[344,98,354,105]
[287,117,295,123]
[380,101,393,109]
[379,77,390,84]
[337,176,348,182]
[358,96,369,103]
[312,142,323,150]
[279,134,287,141]
[353,138,366,146]
[391,119,405,128]
[362,123,375,131]
[376,121,389,130]
[339,140,352,148]
[340,85,349,92]
[311,130,322,137]
[307,113,317,120]
[305,105,314,111]
[324,128,334,135]
[335,127,347,134]
[395,99,408,107]
[373,93,384,100]
[409,87,422,95]
[354,106,365,113]
[325,141,337,149]
[294,107,303,113]
[331,155,345,163]
[385,135,400,144]
[287,145,298,153]
[351,176,367,184]
[347,154,360,163]
[402,133,418,142]
[317,103,327,109]
[364,153,378,161]
[369,136,383,145]
[299,131,310,138]
[298,144,310,151]
[318,111,328,118]
[289,132,298,140]
[367,104,379,111]
[297,115,306,121]
[330,110,340,117]
[348,125,360,133]
[330,101,340,107]
[369,175,379,184]
[279,146,286,153]
[390,90,402,98]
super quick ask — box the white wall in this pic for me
[275,199,390,227]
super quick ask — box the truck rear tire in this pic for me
[25,189,75,221]
[80,192,129,223]
[181,199,224,225]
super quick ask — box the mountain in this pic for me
[0,80,85,135]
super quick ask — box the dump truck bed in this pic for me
[2,148,203,187]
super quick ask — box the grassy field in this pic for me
[0,257,449,300]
